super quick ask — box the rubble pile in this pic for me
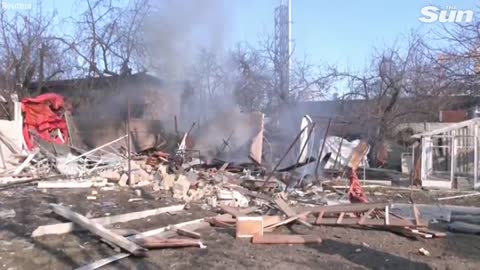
[2,92,477,269]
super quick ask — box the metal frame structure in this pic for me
[412,118,480,189]
[274,0,291,102]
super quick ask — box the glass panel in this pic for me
[428,136,451,181]
[454,135,474,189]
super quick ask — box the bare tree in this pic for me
[429,9,480,95]
[336,35,455,165]
[225,39,335,114]
[54,0,150,77]
[0,4,64,98]
[230,43,272,112]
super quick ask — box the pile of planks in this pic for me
[207,200,446,244]
[35,204,209,270]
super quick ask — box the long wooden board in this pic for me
[308,202,390,214]
[252,234,322,244]
[76,215,226,270]
[274,198,313,228]
[49,204,147,256]
[32,204,185,237]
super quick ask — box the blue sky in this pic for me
[31,0,480,71]
[227,0,478,71]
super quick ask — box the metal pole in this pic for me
[314,118,332,179]
[127,97,132,185]
[288,0,292,90]
[63,135,128,165]
[174,115,178,135]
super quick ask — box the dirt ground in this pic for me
[1,183,480,270]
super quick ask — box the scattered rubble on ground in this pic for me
[1,93,480,269]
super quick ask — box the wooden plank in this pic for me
[171,227,201,239]
[32,204,185,237]
[315,211,325,224]
[417,228,447,238]
[315,217,417,227]
[49,204,147,256]
[274,197,296,216]
[385,205,390,225]
[408,229,433,239]
[262,216,283,228]
[130,217,213,240]
[388,227,433,239]
[37,181,99,189]
[13,151,37,175]
[110,229,139,236]
[308,202,390,214]
[264,211,311,230]
[75,215,225,270]
[274,197,313,228]
[205,217,235,228]
[252,234,322,244]
[135,238,203,248]
[412,204,421,226]
[219,162,229,171]
[358,208,375,225]
[336,212,345,224]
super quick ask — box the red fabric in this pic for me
[22,93,69,149]
[348,170,368,203]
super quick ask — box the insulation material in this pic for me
[320,136,370,169]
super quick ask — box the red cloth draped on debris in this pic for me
[22,93,69,149]
[348,169,368,203]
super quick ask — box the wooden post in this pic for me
[451,130,456,188]
[126,97,132,185]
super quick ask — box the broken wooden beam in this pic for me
[32,204,185,237]
[264,211,311,230]
[274,197,313,228]
[262,215,284,228]
[169,226,201,239]
[49,204,147,256]
[252,234,322,244]
[75,216,214,270]
[13,151,37,175]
